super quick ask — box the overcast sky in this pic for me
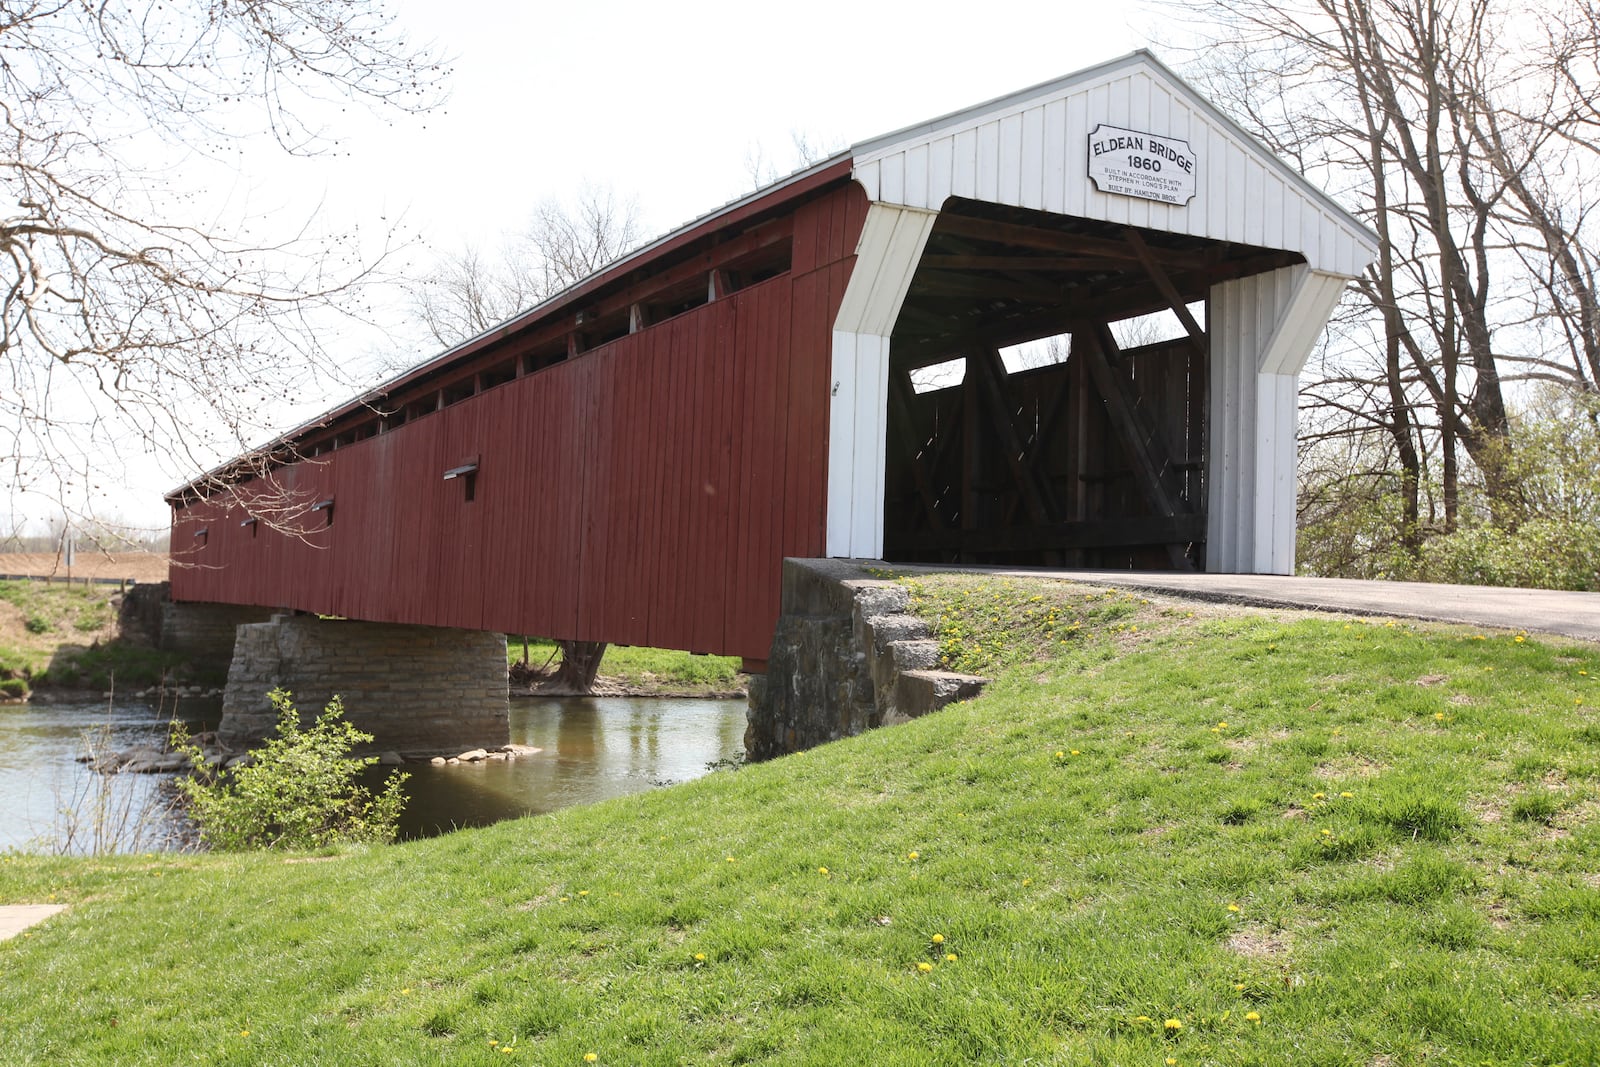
[30,0,1179,533]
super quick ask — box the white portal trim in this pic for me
[826,204,937,558]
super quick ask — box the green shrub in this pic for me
[173,689,408,851]
[0,678,27,699]
[23,616,49,634]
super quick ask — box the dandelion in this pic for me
[945,953,957,961]
[1245,1011,1262,1024]
[579,890,589,896]
[1340,791,1353,798]
[585,1055,598,1063]
[1135,1016,1152,1022]
[1515,635,1526,643]
[1227,903,1241,913]
[240,1030,250,1038]
[1055,750,1065,759]
[1164,1019,1183,1031]
[1234,983,1246,991]
[694,953,706,962]
[1320,829,1333,837]
[1434,712,1446,721]
[1312,792,1325,800]
[400,988,412,995]
[931,933,945,944]
[1021,878,1032,886]
[908,851,919,861]
[1581,670,1589,676]
[818,866,829,875]
[725,856,735,863]
[917,962,933,973]
[1167,1059,1177,1066]
[1071,749,1080,756]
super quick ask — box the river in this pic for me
[0,694,748,853]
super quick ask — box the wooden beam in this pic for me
[1123,228,1208,348]
[933,214,1212,268]
[889,372,947,531]
[910,270,1061,303]
[1077,328,1196,570]
[919,254,1130,273]
[887,514,1206,555]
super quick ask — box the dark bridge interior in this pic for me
[883,198,1303,570]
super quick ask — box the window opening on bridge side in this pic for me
[193,526,208,547]
[311,498,335,527]
[240,517,258,538]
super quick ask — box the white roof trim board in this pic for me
[850,50,1378,278]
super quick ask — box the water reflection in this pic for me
[394,696,746,839]
[1,694,747,851]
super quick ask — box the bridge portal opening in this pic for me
[880,199,1302,570]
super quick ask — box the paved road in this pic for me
[888,564,1600,643]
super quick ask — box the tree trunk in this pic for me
[546,640,607,695]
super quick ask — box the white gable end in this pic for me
[850,51,1377,278]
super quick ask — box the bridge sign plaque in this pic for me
[1087,123,1197,206]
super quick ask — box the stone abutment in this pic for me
[746,558,988,760]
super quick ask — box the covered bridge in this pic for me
[169,51,1378,669]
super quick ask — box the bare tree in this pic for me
[1169,0,1600,566]
[0,1,447,525]
[407,184,644,349]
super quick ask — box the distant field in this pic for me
[0,552,168,583]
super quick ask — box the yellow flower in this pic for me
[1312,792,1326,800]
[908,851,919,861]
[917,961,933,973]
[945,953,957,961]
[1054,750,1065,759]
[1167,1059,1178,1066]
[579,890,589,896]
[1581,670,1589,676]
[1340,791,1354,798]
[400,988,412,995]
[694,953,706,962]
[1515,635,1526,643]
[1070,749,1080,756]
[1217,721,1228,729]
[1246,1011,1262,1024]
[1135,1016,1152,1022]
[818,866,829,875]
[585,1055,598,1063]
[1320,829,1333,837]
[931,933,944,944]
[490,1041,499,1046]
[1234,983,1246,991]
[1227,903,1241,913]
[1434,712,1445,721]
[240,1030,250,1038]
[1164,1018,1183,1031]
[1021,878,1032,886]
[725,856,735,863]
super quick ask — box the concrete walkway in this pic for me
[0,904,66,940]
[888,564,1600,643]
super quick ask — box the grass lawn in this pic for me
[508,637,743,693]
[3,576,1597,1064]
[0,580,183,695]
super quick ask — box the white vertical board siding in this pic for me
[852,52,1378,277]
[827,205,937,558]
[1207,266,1350,573]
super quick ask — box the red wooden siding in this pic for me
[170,182,869,662]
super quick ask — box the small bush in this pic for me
[0,678,27,699]
[23,616,49,634]
[173,689,408,851]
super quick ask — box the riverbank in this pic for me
[3,577,1595,1063]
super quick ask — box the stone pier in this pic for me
[219,614,508,757]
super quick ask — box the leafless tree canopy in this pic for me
[0,0,447,522]
[407,184,645,349]
[1168,0,1600,566]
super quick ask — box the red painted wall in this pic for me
[170,182,868,661]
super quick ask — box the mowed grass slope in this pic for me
[3,577,1598,1065]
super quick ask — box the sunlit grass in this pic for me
[507,636,742,691]
[2,579,1596,1063]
